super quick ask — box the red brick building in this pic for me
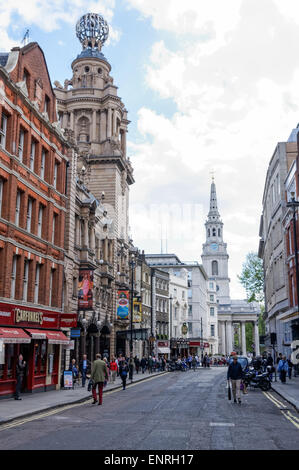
[0,43,75,397]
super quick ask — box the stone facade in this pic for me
[54,16,134,357]
[259,131,297,357]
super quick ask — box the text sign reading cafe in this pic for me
[0,304,77,329]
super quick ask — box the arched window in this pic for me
[212,260,218,275]
[218,228,221,237]
[212,228,216,237]
[208,229,210,237]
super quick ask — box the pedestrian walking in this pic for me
[148,356,153,374]
[287,357,293,380]
[119,359,129,390]
[90,353,108,405]
[277,355,289,383]
[227,355,243,404]
[79,354,91,387]
[15,354,26,400]
[69,358,79,388]
[109,356,118,384]
[192,355,196,371]
[141,356,147,374]
[134,356,140,374]
[129,355,134,381]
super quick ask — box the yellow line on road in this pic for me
[0,373,169,432]
[263,392,299,430]
[266,393,287,409]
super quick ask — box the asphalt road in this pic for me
[0,367,298,450]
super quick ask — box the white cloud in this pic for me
[0,0,120,50]
[128,0,299,298]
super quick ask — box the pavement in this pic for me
[0,369,168,425]
[271,374,299,411]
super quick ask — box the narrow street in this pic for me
[0,368,298,450]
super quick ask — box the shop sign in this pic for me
[15,308,43,325]
[78,269,94,310]
[117,290,129,320]
[63,340,75,350]
[60,314,77,328]
[63,370,73,389]
[70,328,81,338]
[204,342,209,348]
[157,341,170,348]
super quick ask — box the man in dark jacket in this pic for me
[140,357,147,374]
[227,355,243,404]
[79,354,91,388]
[15,354,26,400]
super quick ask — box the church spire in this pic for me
[208,177,221,222]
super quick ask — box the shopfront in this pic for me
[0,304,76,398]
[157,340,170,359]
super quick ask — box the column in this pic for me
[121,130,127,157]
[76,216,81,246]
[104,238,108,261]
[226,320,233,355]
[90,227,95,252]
[254,321,260,356]
[113,109,118,137]
[100,109,106,141]
[220,321,226,355]
[83,218,89,248]
[241,321,246,356]
[70,111,74,129]
[107,107,112,138]
[63,112,68,129]
[92,109,97,141]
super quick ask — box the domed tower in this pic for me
[54,13,135,355]
[54,13,134,234]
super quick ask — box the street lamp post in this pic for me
[129,253,136,383]
[287,193,299,375]
[130,255,135,354]
[287,193,299,311]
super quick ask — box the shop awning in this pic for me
[45,331,69,345]
[157,347,171,354]
[0,327,31,344]
[25,329,47,340]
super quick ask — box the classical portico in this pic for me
[218,313,260,356]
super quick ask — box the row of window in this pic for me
[0,113,63,191]
[9,255,60,307]
[156,279,168,291]
[0,180,60,246]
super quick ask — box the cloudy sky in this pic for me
[1,0,299,298]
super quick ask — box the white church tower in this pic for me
[202,178,230,306]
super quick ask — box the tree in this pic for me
[238,252,265,353]
[238,252,264,303]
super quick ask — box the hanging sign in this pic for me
[116,291,129,320]
[78,270,94,310]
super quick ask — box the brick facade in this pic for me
[0,43,69,313]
